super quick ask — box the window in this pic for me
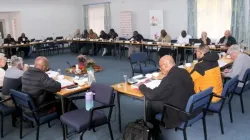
[88,4,105,35]
[197,0,232,41]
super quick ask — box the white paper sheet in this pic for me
[178,65,184,69]
[56,79,74,88]
[46,71,58,78]
[218,60,228,68]
[144,80,161,89]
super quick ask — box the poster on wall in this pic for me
[120,11,133,38]
[149,10,163,40]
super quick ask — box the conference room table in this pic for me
[112,56,234,132]
[55,75,90,114]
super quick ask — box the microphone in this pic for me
[66,61,71,67]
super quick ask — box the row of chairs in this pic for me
[155,68,250,140]
[0,83,116,140]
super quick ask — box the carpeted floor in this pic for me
[2,52,250,140]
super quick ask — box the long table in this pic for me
[112,56,234,132]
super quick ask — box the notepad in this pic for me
[56,79,74,88]
[46,71,58,78]
[218,60,228,68]
[144,80,161,89]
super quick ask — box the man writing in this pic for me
[139,55,194,130]
[22,56,61,116]
[188,45,223,102]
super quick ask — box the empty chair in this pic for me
[207,75,239,134]
[156,87,213,140]
[0,87,16,138]
[10,89,58,140]
[129,52,158,76]
[55,36,65,53]
[60,83,116,140]
[231,68,250,114]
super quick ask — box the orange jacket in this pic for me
[188,53,223,102]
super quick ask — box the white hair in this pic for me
[227,45,241,55]
[11,55,23,67]
[0,53,5,60]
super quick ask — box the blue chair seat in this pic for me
[60,108,107,132]
[133,66,158,74]
[23,112,57,124]
[0,104,15,116]
[208,100,223,112]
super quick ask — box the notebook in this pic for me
[56,79,75,88]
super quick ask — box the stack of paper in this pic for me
[218,60,227,68]
[56,79,74,88]
[46,71,59,78]
[144,80,161,89]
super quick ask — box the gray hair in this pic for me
[199,45,210,54]
[227,44,241,55]
[0,53,6,60]
[11,55,23,67]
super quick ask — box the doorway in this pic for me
[0,21,4,39]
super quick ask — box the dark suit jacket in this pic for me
[199,37,211,45]
[219,36,237,46]
[99,34,110,40]
[139,66,195,128]
[130,34,144,41]
[4,38,16,44]
[18,37,30,44]
[109,33,118,39]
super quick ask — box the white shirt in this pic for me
[177,35,192,44]
[0,68,5,87]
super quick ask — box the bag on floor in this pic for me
[123,119,154,140]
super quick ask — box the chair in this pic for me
[129,52,158,76]
[10,89,58,140]
[0,87,16,138]
[207,75,239,134]
[60,83,116,140]
[232,69,250,114]
[55,36,65,53]
[156,87,213,140]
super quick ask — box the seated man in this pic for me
[139,55,194,129]
[4,34,16,57]
[218,30,237,47]
[158,29,172,58]
[177,30,192,62]
[128,31,144,57]
[223,45,250,86]
[188,45,223,102]
[18,33,30,57]
[0,53,6,87]
[2,56,28,107]
[22,56,61,116]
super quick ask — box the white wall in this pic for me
[0,0,81,40]
[78,0,188,39]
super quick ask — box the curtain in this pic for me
[231,0,245,43]
[104,3,111,33]
[83,5,89,31]
[247,1,250,49]
[187,0,197,38]
[197,0,232,41]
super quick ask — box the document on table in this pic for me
[46,71,58,78]
[144,80,161,89]
[56,79,74,88]
[178,65,184,69]
[218,60,228,68]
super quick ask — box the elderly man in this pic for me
[22,56,61,116]
[223,45,250,84]
[2,56,28,107]
[139,55,194,130]
[4,34,16,57]
[18,33,30,57]
[177,30,192,62]
[219,30,237,47]
[0,53,6,87]
[188,45,222,102]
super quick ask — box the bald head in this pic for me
[224,30,231,38]
[159,55,175,75]
[34,56,49,72]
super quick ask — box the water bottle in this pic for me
[87,68,96,85]
[85,91,94,111]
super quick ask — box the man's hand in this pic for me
[23,64,29,71]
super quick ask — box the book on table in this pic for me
[56,79,75,88]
